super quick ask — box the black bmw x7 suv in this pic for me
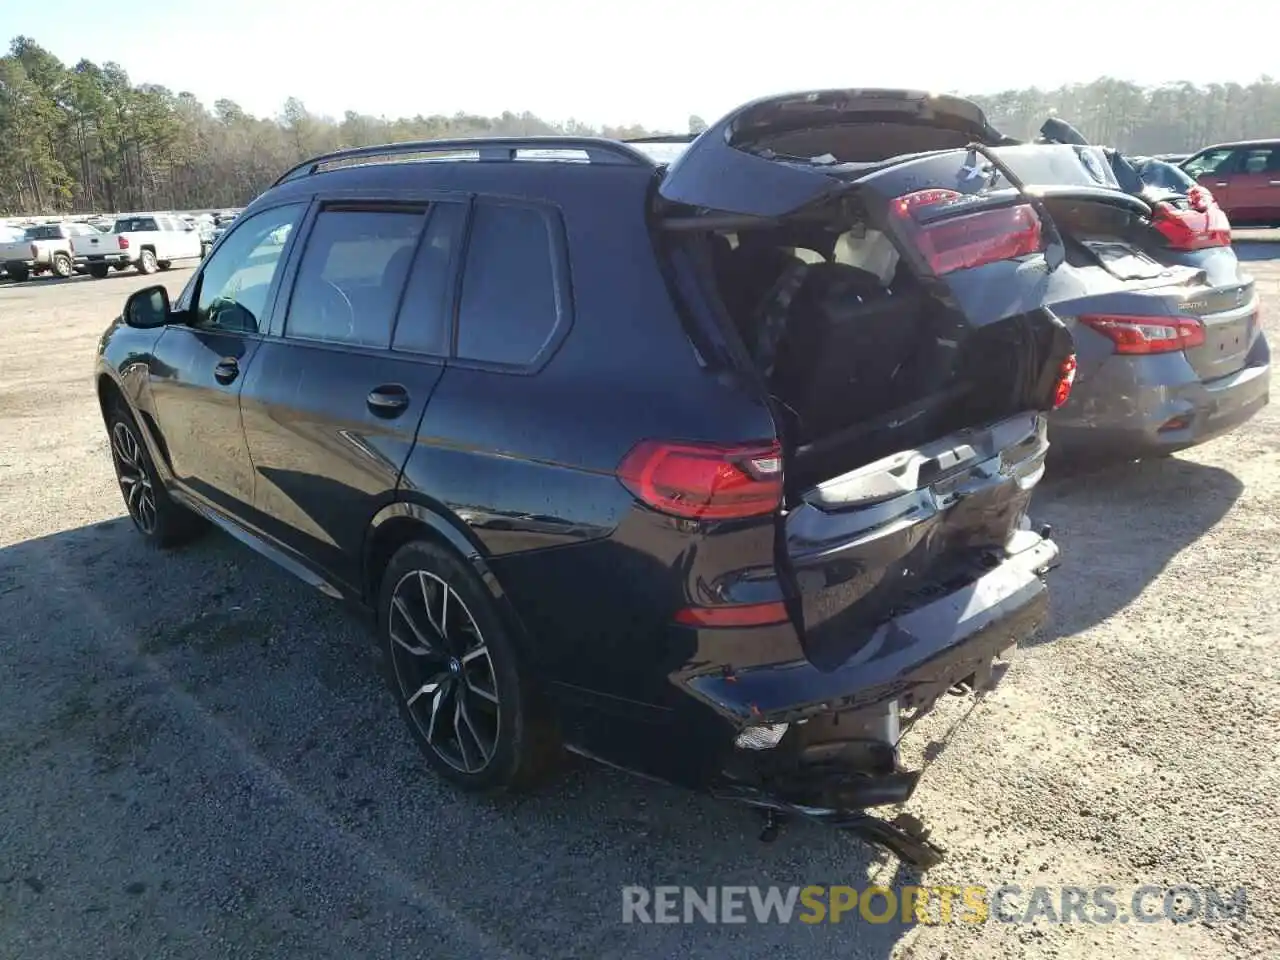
[98,89,1074,863]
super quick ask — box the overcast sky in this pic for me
[8,0,1275,129]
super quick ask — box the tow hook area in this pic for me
[714,644,1021,869]
[1035,530,1061,575]
[714,699,949,868]
[714,785,947,869]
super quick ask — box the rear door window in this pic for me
[455,202,565,367]
[115,217,158,233]
[284,206,427,349]
[1240,146,1280,174]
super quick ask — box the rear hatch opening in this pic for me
[654,189,1069,672]
[661,184,1073,498]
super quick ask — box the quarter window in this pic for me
[455,203,562,367]
[285,207,426,349]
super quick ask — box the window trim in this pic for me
[276,200,432,350]
[387,199,471,361]
[448,196,574,376]
[178,197,314,338]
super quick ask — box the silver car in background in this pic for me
[1038,139,1269,457]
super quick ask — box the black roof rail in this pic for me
[622,134,698,145]
[272,136,657,187]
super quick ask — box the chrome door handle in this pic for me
[213,357,239,384]
[367,384,410,417]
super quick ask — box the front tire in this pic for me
[106,404,205,548]
[137,249,158,275]
[378,540,559,793]
[51,253,73,278]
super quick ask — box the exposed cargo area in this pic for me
[672,191,1071,493]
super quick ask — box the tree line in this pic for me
[3,33,1280,217]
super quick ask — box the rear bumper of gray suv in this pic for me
[1050,331,1270,456]
[697,528,1057,813]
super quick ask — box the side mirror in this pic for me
[124,285,172,329]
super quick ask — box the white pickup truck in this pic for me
[0,221,103,281]
[73,213,205,278]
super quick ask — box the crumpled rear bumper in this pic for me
[699,529,1056,812]
[688,531,1056,727]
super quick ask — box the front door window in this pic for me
[193,203,306,334]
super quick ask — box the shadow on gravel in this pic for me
[0,268,195,290]
[0,271,145,288]
[1029,455,1243,644]
[1,519,930,960]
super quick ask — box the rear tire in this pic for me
[51,253,73,278]
[137,249,158,275]
[378,539,560,793]
[105,403,206,548]
[88,263,110,279]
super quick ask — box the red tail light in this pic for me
[1187,185,1212,212]
[1152,199,1230,250]
[674,601,790,628]
[1053,353,1077,409]
[616,440,782,520]
[891,189,1043,275]
[1078,314,1205,355]
[117,235,130,250]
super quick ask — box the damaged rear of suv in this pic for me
[633,90,1077,862]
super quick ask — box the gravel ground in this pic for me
[1,241,1278,960]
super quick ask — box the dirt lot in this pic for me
[1,243,1278,960]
